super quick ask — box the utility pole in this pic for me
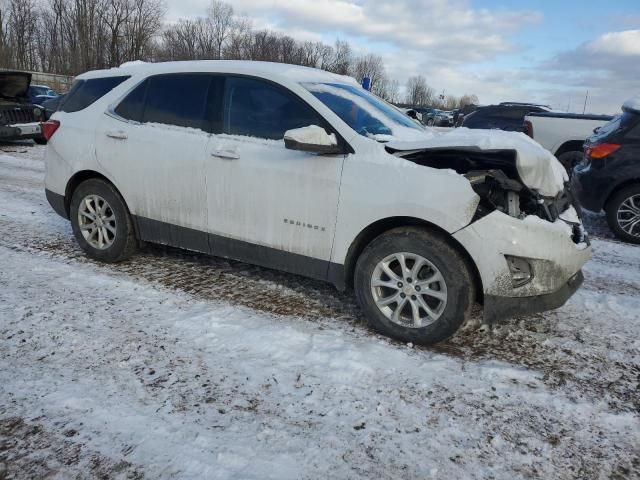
[582,90,589,114]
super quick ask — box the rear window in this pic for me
[591,114,623,142]
[61,76,129,113]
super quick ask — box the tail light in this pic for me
[41,120,60,141]
[584,143,621,159]
[523,120,533,138]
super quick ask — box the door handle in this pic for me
[211,149,239,160]
[106,130,127,140]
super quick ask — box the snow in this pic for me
[622,94,640,113]
[284,125,337,146]
[1,145,640,478]
[79,60,359,87]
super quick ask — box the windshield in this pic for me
[303,82,423,140]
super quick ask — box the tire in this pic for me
[34,137,47,145]
[557,151,583,177]
[427,119,435,126]
[605,184,640,244]
[70,178,138,262]
[354,227,475,345]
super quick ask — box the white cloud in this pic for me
[587,30,640,56]
[168,0,542,63]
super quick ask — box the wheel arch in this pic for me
[604,178,640,210]
[340,216,484,303]
[554,140,584,157]
[64,170,129,218]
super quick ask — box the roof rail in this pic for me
[499,101,550,108]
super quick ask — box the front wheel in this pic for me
[426,119,435,126]
[605,184,640,244]
[354,227,475,345]
[70,178,138,262]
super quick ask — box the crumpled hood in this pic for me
[0,71,31,100]
[386,128,569,197]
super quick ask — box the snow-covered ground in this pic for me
[0,143,639,479]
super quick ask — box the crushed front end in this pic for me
[391,145,592,322]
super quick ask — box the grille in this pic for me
[0,107,36,124]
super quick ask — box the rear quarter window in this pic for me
[61,76,130,113]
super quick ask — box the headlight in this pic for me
[33,107,42,118]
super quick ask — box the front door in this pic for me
[204,76,345,278]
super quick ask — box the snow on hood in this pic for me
[386,128,569,197]
[622,95,640,113]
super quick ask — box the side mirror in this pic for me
[284,125,343,155]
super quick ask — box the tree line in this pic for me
[0,0,478,108]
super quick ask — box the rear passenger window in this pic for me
[114,80,147,122]
[61,76,130,113]
[143,74,211,129]
[224,77,325,140]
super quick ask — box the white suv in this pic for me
[44,61,591,345]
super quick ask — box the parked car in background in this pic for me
[455,104,479,126]
[44,60,590,345]
[0,71,46,143]
[462,102,550,132]
[572,97,640,243]
[414,108,453,127]
[28,84,59,105]
[524,111,613,174]
[436,110,454,127]
[413,107,439,126]
[42,94,65,120]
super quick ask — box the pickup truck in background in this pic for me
[524,112,614,173]
[0,71,46,143]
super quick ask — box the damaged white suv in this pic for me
[44,61,591,345]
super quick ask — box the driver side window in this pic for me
[224,77,325,140]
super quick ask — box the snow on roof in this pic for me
[622,95,640,113]
[77,60,359,86]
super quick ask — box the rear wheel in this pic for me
[354,227,475,345]
[605,184,640,244]
[70,178,138,262]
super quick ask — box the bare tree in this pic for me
[405,75,435,106]
[352,53,385,92]
[207,0,233,59]
[328,39,351,75]
[458,93,479,107]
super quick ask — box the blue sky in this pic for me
[168,0,640,113]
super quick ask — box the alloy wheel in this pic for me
[370,252,448,328]
[617,194,640,238]
[78,194,117,250]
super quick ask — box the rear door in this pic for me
[95,73,218,250]
[204,75,345,276]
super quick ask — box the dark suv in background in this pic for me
[572,100,640,243]
[461,102,549,132]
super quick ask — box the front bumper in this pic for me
[453,209,591,322]
[484,270,583,322]
[0,122,42,141]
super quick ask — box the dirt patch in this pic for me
[0,415,144,480]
